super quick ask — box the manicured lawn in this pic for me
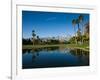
[23,44,89,52]
[23,44,66,49]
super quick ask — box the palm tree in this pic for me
[72,19,77,44]
[79,15,84,44]
[84,23,89,43]
[76,19,80,30]
[37,35,40,44]
[76,18,81,44]
[37,36,39,40]
[79,15,83,23]
[32,30,36,46]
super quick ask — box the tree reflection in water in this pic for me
[69,49,89,65]
[22,47,89,67]
[22,49,31,54]
[31,49,40,62]
[22,47,59,62]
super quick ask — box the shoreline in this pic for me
[22,44,89,52]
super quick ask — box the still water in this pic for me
[22,47,89,69]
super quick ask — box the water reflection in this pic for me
[31,49,39,62]
[69,49,89,56]
[69,49,89,65]
[22,47,89,69]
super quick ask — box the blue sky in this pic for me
[22,11,89,39]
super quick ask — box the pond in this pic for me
[22,46,89,69]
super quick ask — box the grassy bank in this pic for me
[22,44,89,52]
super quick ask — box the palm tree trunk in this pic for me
[82,26,83,44]
[81,22,84,44]
[78,23,80,30]
[74,26,77,44]
[33,38,34,46]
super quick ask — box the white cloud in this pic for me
[46,17,57,21]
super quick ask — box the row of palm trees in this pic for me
[32,30,63,45]
[32,14,88,46]
[72,14,85,44]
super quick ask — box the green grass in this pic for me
[23,43,89,52]
[23,44,66,49]
[65,44,89,51]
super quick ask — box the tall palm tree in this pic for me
[37,36,39,40]
[76,18,81,44]
[32,30,36,46]
[84,23,89,43]
[79,15,84,44]
[79,15,83,23]
[76,19,80,30]
[72,19,77,44]
[37,35,40,44]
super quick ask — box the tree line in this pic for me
[72,14,89,44]
[23,14,89,45]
